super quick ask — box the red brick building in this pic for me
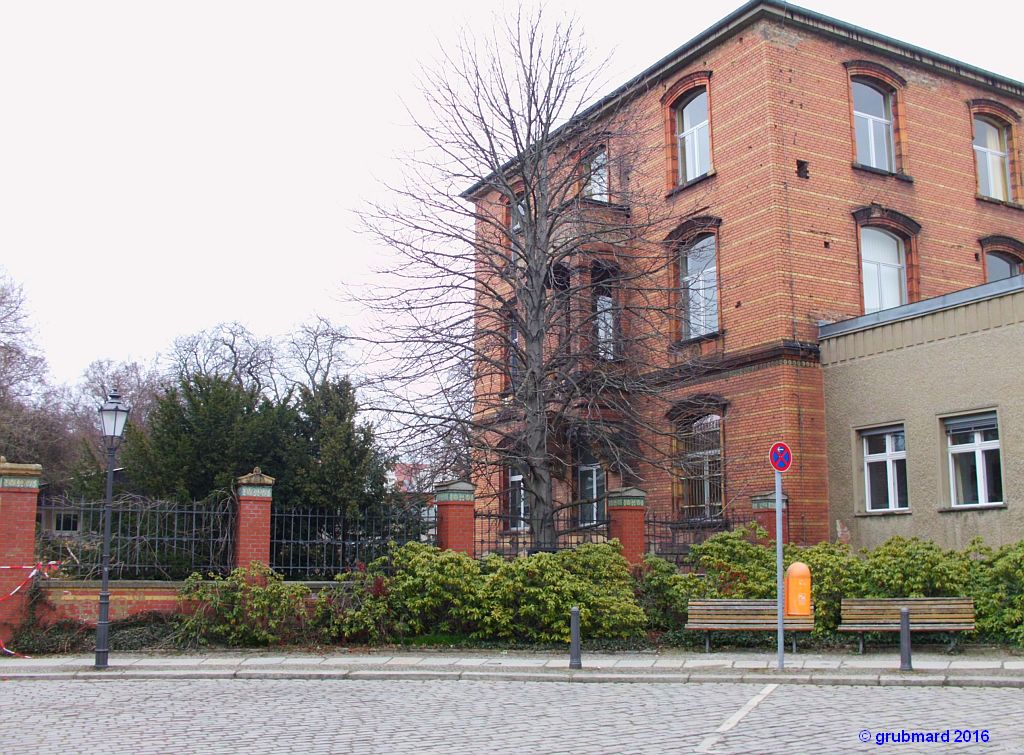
[467,1,1023,547]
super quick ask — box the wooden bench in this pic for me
[838,597,975,653]
[685,599,815,653]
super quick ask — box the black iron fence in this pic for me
[645,509,759,564]
[36,493,236,580]
[474,503,610,559]
[270,505,436,579]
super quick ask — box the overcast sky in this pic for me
[2,1,1021,387]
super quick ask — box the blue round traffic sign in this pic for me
[769,442,793,473]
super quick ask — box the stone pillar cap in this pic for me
[434,480,475,493]
[608,486,646,498]
[0,456,43,477]
[236,467,275,486]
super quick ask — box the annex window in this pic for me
[507,467,529,530]
[592,264,618,360]
[861,426,908,512]
[860,227,906,313]
[675,88,711,184]
[680,234,719,338]
[576,449,606,526]
[582,147,609,202]
[673,413,723,520]
[973,116,1013,202]
[852,79,895,172]
[946,413,1002,507]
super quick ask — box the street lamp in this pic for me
[95,389,130,670]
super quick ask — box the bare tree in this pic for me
[0,268,47,405]
[358,8,719,548]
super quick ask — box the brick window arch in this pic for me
[845,61,908,176]
[980,235,1024,282]
[853,205,921,312]
[661,71,713,192]
[969,100,1021,203]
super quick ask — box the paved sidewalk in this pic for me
[3,647,1022,687]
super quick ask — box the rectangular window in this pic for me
[861,426,908,511]
[508,469,529,530]
[582,148,609,202]
[946,413,1002,507]
[507,315,522,392]
[577,462,606,525]
[510,194,526,234]
[592,265,617,360]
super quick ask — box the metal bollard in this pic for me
[899,607,912,671]
[569,606,582,669]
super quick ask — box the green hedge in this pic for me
[176,532,1024,648]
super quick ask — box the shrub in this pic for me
[633,554,714,632]
[476,541,645,643]
[970,540,1024,644]
[383,542,484,636]
[859,537,972,598]
[690,524,777,598]
[177,562,312,646]
[314,569,392,643]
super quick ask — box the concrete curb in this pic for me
[3,666,1023,688]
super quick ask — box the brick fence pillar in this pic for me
[434,480,475,557]
[607,487,647,565]
[234,467,274,569]
[0,457,42,642]
[752,491,790,544]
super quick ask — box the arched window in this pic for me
[974,116,1013,202]
[673,413,723,520]
[986,252,1022,282]
[852,79,895,172]
[675,88,710,184]
[680,234,719,338]
[860,227,906,313]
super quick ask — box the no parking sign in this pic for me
[769,442,792,473]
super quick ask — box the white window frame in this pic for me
[973,117,1013,202]
[852,80,895,172]
[510,195,526,234]
[946,414,1003,507]
[681,234,718,339]
[675,90,710,184]
[595,291,615,360]
[861,227,907,314]
[861,427,908,512]
[583,147,609,202]
[577,462,606,526]
[508,468,529,530]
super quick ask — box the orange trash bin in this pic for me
[785,561,811,616]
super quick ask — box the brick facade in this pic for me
[468,2,1024,546]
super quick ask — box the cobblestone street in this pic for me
[2,678,1020,754]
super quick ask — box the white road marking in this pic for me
[694,683,779,753]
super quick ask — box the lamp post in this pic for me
[95,389,130,670]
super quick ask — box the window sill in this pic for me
[666,170,715,198]
[937,503,1007,513]
[852,162,914,183]
[670,330,722,350]
[976,194,1024,212]
[855,508,912,517]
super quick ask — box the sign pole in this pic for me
[768,441,791,673]
[775,468,784,671]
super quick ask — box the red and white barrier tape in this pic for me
[1,561,60,658]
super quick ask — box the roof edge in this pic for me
[461,0,1024,200]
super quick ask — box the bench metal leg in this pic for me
[858,634,865,655]
[705,631,711,654]
[791,636,797,654]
